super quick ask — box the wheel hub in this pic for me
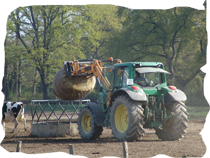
[81,113,92,133]
[115,104,129,133]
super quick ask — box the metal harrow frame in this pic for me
[30,99,90,124]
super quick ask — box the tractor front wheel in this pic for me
[155,101,189,140]
[110,95,145,141]
[78,106,103,140]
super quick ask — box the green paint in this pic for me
[97,61,186,129]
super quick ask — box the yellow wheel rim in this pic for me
[115,104,128,133]
[81,113,92,133]
[162,110,173,132]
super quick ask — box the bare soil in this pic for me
[0,113,207,158]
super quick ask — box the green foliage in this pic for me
[4,5,207,107]
[185,74,209,107]
[6,5,90,99]
[108,7,207,107]
[79,5,124,59]
[111,8,205,64]
[5,5,118,100]
[187,106,209,120]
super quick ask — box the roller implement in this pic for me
[52,58,189,141]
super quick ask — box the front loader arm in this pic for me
[64,58,122,107]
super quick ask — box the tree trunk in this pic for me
[46,78,49,99]
[33,68,38,95]
[168,59,175,85]
[95,47,99,59]
[19,83,21,96]
[47,86,49,98]
[6,78,10,100]
[16,61,19,101]
[39,69,48,100]
[61,10,64,25]
[6,73,10,101]
[8,76,13,92]
[18,60,21,96]
[2,65,9,101]
[14,22,19,98]
[12,64,17,94]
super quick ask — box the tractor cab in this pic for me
[102,62,170,91]
[133,67,170,88]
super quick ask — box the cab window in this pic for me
[113,66,129,88]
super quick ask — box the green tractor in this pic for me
[77,61,189,141]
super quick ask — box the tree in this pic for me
[79,5,124,59]
[9,5,86,99]
[110,7,206,88]
[3,15,26,101]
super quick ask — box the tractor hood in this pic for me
[135,67,170,74]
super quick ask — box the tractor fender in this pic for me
[164,89,187,106]
[85,102,104,126]
[110,88,147,106]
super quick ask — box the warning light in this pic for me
[169,86,177,90]
[132,86,140,90]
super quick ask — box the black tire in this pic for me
[110,95,145,141]
[78,106,103,140]
[155,101,189,140]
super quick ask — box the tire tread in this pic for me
[155,101,188,140]
[110,95,145,141]
[78,106,103,140]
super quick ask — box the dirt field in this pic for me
[0,113,207,158]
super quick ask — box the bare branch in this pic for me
[29,6,38,32]
[133,56,144,62]
[177,68,201,86]
[49,39,75,53]
[29,6,40,49]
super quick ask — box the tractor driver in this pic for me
[134,71,152,87]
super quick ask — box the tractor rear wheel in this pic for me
[155,101,189,140]
[78,106,103,140]
[110,95,145,141]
